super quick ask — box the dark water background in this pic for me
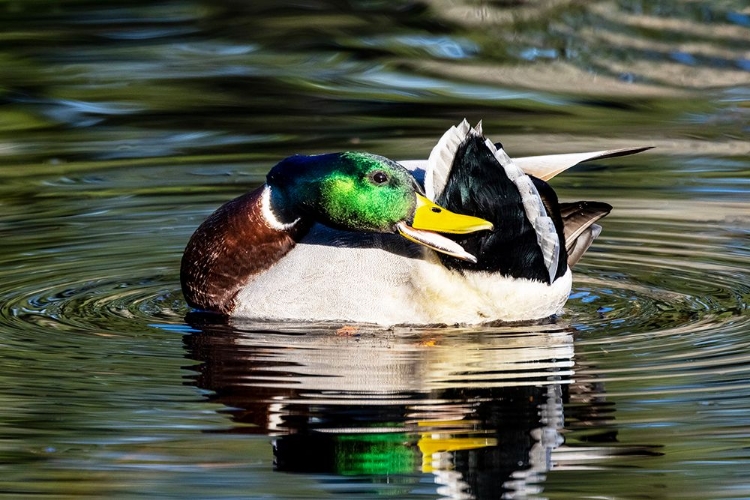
[1,1,749,498]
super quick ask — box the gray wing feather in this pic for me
[560,202,611,267]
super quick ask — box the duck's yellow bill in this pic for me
[395,194,494,263]
[411,194,493,234]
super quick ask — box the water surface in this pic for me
[0,1,749,498]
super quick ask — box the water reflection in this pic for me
[184,316,658,499]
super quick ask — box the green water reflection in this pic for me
[0,0,748,498]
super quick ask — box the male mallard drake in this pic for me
[181,120,647,325]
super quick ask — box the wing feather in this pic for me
[514,147,652,181]
[559,201,612,267]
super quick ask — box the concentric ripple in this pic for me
[567,204,748,335]
[0,276,186,334]
[558,205,750,414]
[0,186,196,338]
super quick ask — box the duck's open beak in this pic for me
[395,193,494,263]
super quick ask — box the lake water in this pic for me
[1,1,749,498]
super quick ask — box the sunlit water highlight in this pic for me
[0,1,749,499]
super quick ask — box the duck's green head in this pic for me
[266,152,493,262]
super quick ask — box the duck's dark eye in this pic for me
[370,170,389,185]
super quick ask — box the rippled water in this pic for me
[1,1,749,498]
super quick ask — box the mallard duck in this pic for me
[181,120,647,325]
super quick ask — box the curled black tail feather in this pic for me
[436,135,562,283]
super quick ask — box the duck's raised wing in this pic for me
[514,146,652,181]
[399,140,651,184]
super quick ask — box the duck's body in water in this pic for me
[181,120,648,325]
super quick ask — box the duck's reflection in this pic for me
[183,316,615,499]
